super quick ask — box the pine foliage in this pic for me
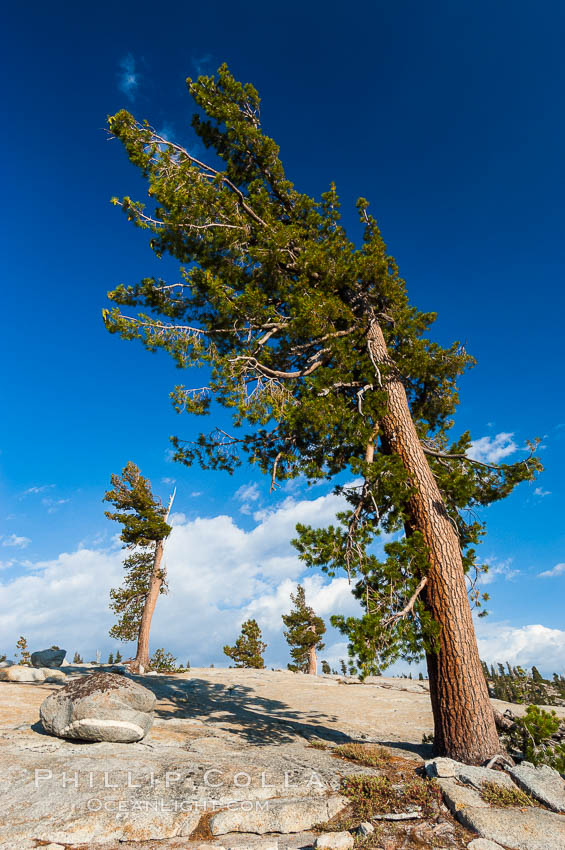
[224,618,266,668]
[105,65,542,675]
[16,636,30,666]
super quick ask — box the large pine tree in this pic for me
[104,462,175,672]
[104,65,541,763]
[282,585,325,674]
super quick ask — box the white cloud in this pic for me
[245,575,360,635]
[162,477,176,486]
[42,498,70,514]
[480,557,520,586]
[538,562,565,579]
[468,432,518,464]
[0,490,360,667]
[1,534,31,549]
[477,621,565,674]
[20,484,55,497]
[192,53,215,77]
[118,54,139,100]
[234,482,261,514]
[534,487,551,497]
[3,491,562,675]
[235,482,261,503]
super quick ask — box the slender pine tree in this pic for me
[104,461,175,672]
[282,585,325,674]
[16,636,30,666]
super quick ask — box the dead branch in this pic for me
[383,576,428,626]
[228,354,327,380]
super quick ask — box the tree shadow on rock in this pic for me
[133,674,354,746]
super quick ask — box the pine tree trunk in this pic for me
[308,643,317,675]
[132,541,164,672]
[368,319,499,764]
[131,489,175,674]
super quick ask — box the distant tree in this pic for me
[340,660,347,676]
[149,648,179,672]
[224,619,266,668]
[321,660,331,675]
[532,666,543,683]
[72,652,83,664]
[282,585,326,674]
[108,652,114,664]
[104,461,175,673]
[16,636,30,666]
[115,649,122,663]
[186,659,191,670]
[419,672,424,680]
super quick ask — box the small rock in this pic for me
[437,778,489,815]
[210,795,347,835]
[508,761,565,813]
[39,671,155,742]
[31,649,66,668]
[426,757,515,792]
[315,832,354,850]
[426,757,456,778]
[358,821,374,836]
[432,821,454,835]
[221,842,277,850]
[0,665,45,683]
[458,804,565,850]
[467,839,505,850]
[372,812,422,821]
[196,845,227,850]
[42,668,66,683]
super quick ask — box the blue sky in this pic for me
[1,1,564,672]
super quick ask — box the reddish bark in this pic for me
[308,642,317,675]
[131,490,175,674]
[368,319,500,764]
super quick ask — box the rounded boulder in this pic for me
[0,665,46,683]
[39,672,156,742]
